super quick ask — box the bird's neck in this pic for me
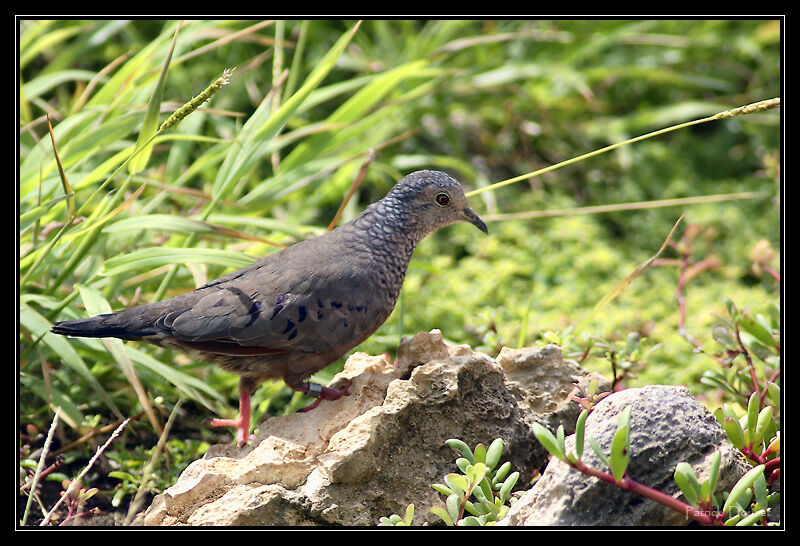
[350,198,425,263]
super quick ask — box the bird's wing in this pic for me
[163,241,385,355]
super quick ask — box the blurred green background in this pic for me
[19,19,780,515]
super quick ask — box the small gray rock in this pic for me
[502,385,751,526]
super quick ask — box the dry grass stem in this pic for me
[40,418,130,526]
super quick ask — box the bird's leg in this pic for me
[211,377,255,446]
[295,379,353,412]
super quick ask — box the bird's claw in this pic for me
[298,379,353,412]
[211,416,253,447]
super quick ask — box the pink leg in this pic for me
[295,379,353,412]
[211,379,253,446]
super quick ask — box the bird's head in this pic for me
[386,170,488,236]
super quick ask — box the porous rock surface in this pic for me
[143,331,608,526]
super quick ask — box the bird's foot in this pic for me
[211,381,254,446]
[297,379,353,412]
[210,416,253,446]
[383,352,399,369]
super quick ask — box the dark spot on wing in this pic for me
[222,286,254,308]
[220,287,262,327]
[298,306,307,322]
[283,320,295,334]
[244,300,262,328]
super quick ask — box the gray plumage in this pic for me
[51,170,487,442]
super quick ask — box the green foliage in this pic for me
[376,438,520,526]
[674,458,778,526]
[377,503,415,527]
[704,297,781,506]
[106,438,210,508]
[591,332,662,390]
[428,438,520,526]
[704,300,780,407]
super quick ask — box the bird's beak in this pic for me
[461,207,488,234]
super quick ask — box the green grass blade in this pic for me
[100,247,258,277]
[20,303,123,420]
[279,59,430,174]
[76,284,162,435]
[565,216,683,345]
[211,21,362,208]
[723,464,765,514]
[124,345,225,409]
[128,22,181,173]
[19,193,74,233]
[21,69,98,101]
[20,375,84,430]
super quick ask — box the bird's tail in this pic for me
[51,313,146,340]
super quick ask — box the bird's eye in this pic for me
[435,192,450,206]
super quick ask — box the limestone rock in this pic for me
[497,344,610,434]
[144,332,598,526]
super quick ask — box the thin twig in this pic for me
[71,50,133,114]
[40,418,130,526]
[481,192,761,222]
[171,20,277,67]
[50,412,143,458]
[124,400,182,525]
[327,149,374,231]
[45,114,74,221]
[467,97,779,198]
[21,409,60,526]
[20,456,64,492]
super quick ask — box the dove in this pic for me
[51,170,488,445]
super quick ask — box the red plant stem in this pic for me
[609,353,622,391]
[733,326,762,399]
[759,370,781,405]
[59,507,101,526]
[670,252,719,354]
[765,460,781,485]
[762,266,780,283]
[741,446,780,474]
[576,342,594,364]
[570,460,719,526]
[764,457,780,474]
[675,253,694,340]
[457,481,479,521]
[655,239,728,365]
[21,457,64,492]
